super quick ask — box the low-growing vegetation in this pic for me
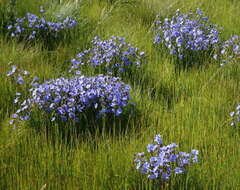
[0,0,240,189]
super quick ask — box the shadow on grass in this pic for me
[27,105,142,145]
[129,173,204,190]
[135,74,177,110]
[173,50,213,73]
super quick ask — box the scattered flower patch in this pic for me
[214,35,240,66]
[154,8,219,60]
[7,64,39,86]
[134,134,199,181]
[70,36,146,76]
[230,104,240,127]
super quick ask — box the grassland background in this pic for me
[0,0,240,189]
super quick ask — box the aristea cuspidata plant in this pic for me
[9,72,131,125]
[7,5,77,45]
[154,8,219,61]
[69,36,146,76]
[134,134,199,181]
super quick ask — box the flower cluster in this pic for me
[11,74,131,124]
[7,12,77,41]
[134,134,199,181]
[7,65,39,125]
[214,35,240,66]
[7,65,27,85]
[70,36,146,76]
[7,64,39,86]
[230,104,240,127]
[154,8,219,59]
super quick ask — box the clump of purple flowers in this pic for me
[134,134,199,181]
[70,36,146,76]
[214,35,240,66]
[7,11,77,42]
[10,74,131,125]
[154,8,219,60]
[230,104,240,127]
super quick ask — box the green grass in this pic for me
[1,0,240,189]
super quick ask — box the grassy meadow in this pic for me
[0,0,240,189]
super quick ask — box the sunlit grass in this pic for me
[0,0,240,189]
